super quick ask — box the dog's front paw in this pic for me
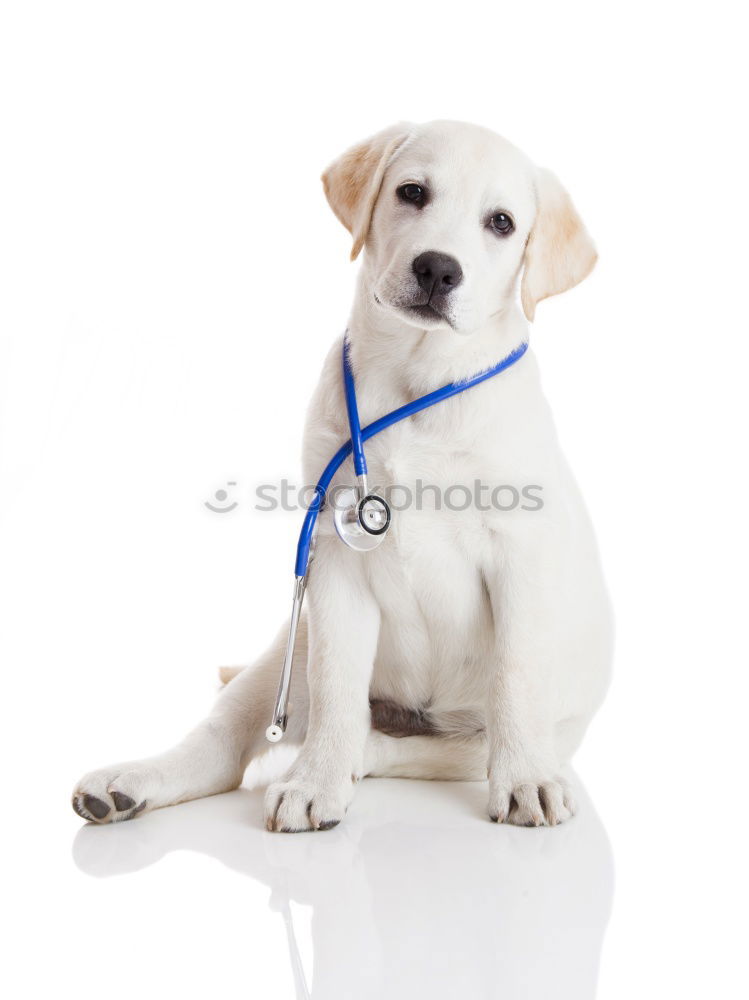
[72,764,153,824]
[264,770,357,833]
[488,777,575,827]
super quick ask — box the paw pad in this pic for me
[110,791,136,812]
[82,794,111,820]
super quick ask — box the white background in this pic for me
[1,2,747,997]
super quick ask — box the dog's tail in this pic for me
[217,665,244,685]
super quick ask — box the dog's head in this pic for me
[322,120,597,334]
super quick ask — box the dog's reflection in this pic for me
[73,775,613,1000]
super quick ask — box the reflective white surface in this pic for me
[69,774,612,999]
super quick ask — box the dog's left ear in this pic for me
[322,124,413,261]
[521,168,598,321]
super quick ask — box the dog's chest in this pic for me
[363,421,498,697]
[367,413,499,549]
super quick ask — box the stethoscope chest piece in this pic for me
[333,487,391,552]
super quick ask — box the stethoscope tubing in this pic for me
[342,339,368,479]
[294,338,528,577]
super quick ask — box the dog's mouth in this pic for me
[406,302,444,323]
[374,293,453,329]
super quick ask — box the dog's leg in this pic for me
[483,563,576,827]
[265,541,379,832]
[71,619,310,824]
[364,730,488,780]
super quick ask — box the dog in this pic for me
[72,121,612,831]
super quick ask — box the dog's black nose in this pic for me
[412,251,463,295]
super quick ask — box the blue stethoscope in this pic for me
[265,335,529,743]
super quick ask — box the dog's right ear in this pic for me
[322,124,413,261]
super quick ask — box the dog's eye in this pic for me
[489,212,514,235]
[397,183,426,206]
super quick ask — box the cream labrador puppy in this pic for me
[72,121,612,830]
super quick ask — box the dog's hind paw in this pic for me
[72,765,152,824]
